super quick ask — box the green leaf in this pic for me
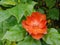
[8,1,36,23]
[4,16,17,28]
[0,16,17,40]
[8,4,25,23]
[0,21,10,40]
[0,0,16,5]
[37,8,44,14]
[45,0,56,8]
[43,28,60,45]
[41,39,49,45]
[17,36,41,45]
[47,8,59,20]
[2,25,26,41]
[25,1,36,16]
[0,10,11,23]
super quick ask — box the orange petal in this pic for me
[29,26,47,34]
[31,34,44,40]
[22,21,33,34]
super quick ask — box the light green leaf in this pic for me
[0,10,11,23]
[47,8,59,20]
[0,21,10,40]
[0,16,17,40]
[45,0,56,8]
[2,25,26,41]
[43,28,60,45]
[17,36,41,45]
[8,1,36,22]
[25,1,36,16]
[0,0,16,5]
[8,4,25,23]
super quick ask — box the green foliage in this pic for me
[8,4,25,23]
[17,36,41,45]
[47,8,59,20]
[6,1,36,23]
[45,0,56,8]
[37,8,44,14]
[0,41,3,45]
[0,10,11,22]
[2,25,26,41]
[0,0,60,45]
[0,0,16,6]
[43,28,60,45]
[20,0,27,3]
[5,40,11,45]
[0,16,17,41]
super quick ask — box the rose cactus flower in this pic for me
[22,12,47,40]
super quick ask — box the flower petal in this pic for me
[31,34,44,40]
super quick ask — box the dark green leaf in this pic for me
[0,40,3,45]
[47,8,59,20]
[45,0,56,8]
[37,8,44,13]
[5,16,17,28]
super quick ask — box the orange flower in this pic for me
[22,12,47,40]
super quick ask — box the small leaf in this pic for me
[47,8,59,20]
[45,0,56,8]
[37,8,44,14]
[25,1,36,15]
[17,36,41,45]
[43,28,60,45]
[0,0,16,5]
